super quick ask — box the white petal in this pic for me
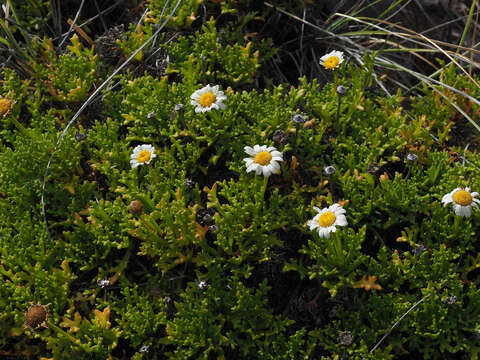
[244,158,254,166]
[269,161,280,172]
[334,207,346,216]
[307,219,317,230]
[454,204,471,217]
[318,208,328,215]
[253,144,261,152]
[317,227,326,238]
[244,146,255,155]
[255,166,263,175]
[246,163,257,173]
[441,193,453,205]
[262,165,272,177]
[321,228,331,239]
[335,215,348,226]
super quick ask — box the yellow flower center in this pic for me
[0,98,12,115]
[137,150,151,163]
[324,56,340,69]
[253,151,272,166]
[452,189,472,206]
[198,92,217,108]
[318,211,336,227]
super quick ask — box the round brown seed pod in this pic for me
[129,200,143,215]
[0,98,14,117]
[24,303,49,330]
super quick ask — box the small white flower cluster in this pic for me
[98,279,110,288]
[128,85,228,170]
[125,81,478,248]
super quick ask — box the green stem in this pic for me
[294,122,299,153]
[333,233,343,265]
[209,110,224,128]
[453,215,461,231]
[261,176,269,198]
[10,117,41,144]
[457,0,476,54]
[254,176,268,215]
[47,320,88,351]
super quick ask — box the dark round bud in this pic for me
[75,132,86,141]
[184,178,195,189]
[413,244,426,256]
[406,153,418,162]
[129,200,143,215]
[338,331,353,346]
[367,163,380,174]
[336,85,347,95]
[25,304,48,330]
[323,165,336,176]
[272,130,287,145]
[139,345,150,353]
[198,280,208,290]
[98,279,110,288]
[443,295,457,305]
[292,114,306,124]
[202,213,212,223]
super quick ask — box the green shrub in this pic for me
[2,5,480,359]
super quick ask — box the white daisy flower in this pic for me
[190,84,227,113]
[243,145,283,177]
[307,203,348,239]
[130,144,156,169]
[320,50,344,70]
[441,187,479,217]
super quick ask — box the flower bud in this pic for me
[336,85,347,95]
